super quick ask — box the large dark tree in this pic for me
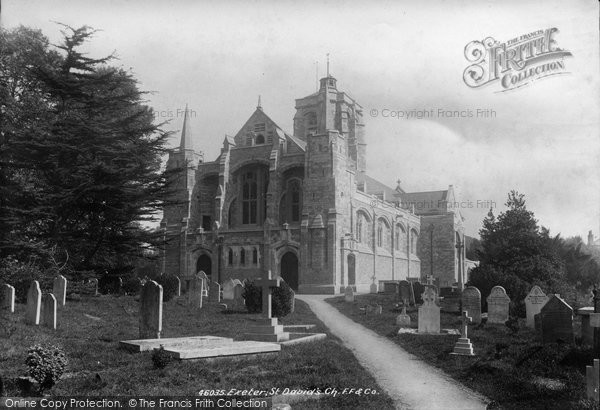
[1,24,180,274]
[469,191,566,315]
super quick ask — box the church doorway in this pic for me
[281,252,299,291]
[196,254,212,281]
[347,254,356,286]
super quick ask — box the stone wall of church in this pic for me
[417,213,457,287]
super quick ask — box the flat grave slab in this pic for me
[120,336,232,352]
[280,333,327,346]
[165,340,281,359]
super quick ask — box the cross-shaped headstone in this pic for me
[460,310,472,338]
[255,270,281,319]
[422,287,436,305]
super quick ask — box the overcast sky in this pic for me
[3,0,599,238]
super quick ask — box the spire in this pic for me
[326,53,330,77]
[257,95,262,110]
[180,104,193,150]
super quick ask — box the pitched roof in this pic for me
[357,174,398,201]
[400,190,448,214]
[285,131,306,151]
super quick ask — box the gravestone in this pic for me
[486,286,510,324]
[396,306,411,327]
[222,279,236,300]
[418,286,440,334]
[451,311,475,356]
[290,289,296,314]
[26,281,42,325]
[412,282,425,305]
[90,278,99,296]
[139,280,163,339]
[586,359,600,402]
[1,284,15,313]
[525,286,548,328]
[209,281,221,303]
[540,294,573,344]
[52,275,67,306]
[245,271,289,342]
[42,294,57,330]
[370,283,378,294]
[398,280,415,306]
[461,286,482,324]
[197,271,209,296]
[187,274,204,309]
[175,276,181,297]
[232,283,245,310]
[439,287,462,313]
[344,286,354,303]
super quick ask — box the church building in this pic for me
[161,74,467,293]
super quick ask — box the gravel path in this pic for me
[297,294,489,410]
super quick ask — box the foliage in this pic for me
[243,279,295,318]
[243,282,262,314]
[151,346,172,369]
[98,274,122,295]
[467,191,598,316]
[0,24,183,275]
[0,257,50,303]
[272,280,295,317]
[155,274,180,302]
[25,344,68,393]
[122,276,142,296]
[465,236,482,261]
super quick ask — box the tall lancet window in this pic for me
[242,172,258,224]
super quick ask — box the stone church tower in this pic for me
[161,74,466,293]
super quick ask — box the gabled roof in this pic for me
[357,174,398,201]
[401,190,448,205]
[400,190,448,214]
[285,131,306,151]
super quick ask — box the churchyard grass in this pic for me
[0,294,394,409]
[327,293,595,410]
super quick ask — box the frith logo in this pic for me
[463,28,572,92]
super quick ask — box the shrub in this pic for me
[98,274,122,294]
[243,282,262,314]
[0,257,51,303]
[151,346,172,369]
[122,276,142,295]
[243,279,295,318]
[25,344,68,393]
[155,274,180,302]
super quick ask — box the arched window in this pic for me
[252,247,258,264]
[410,229,418,255]
[246,135,253,146]
[377,222,383,247]
[280,179,302,224]
[395,224,406,251]
[242,172,258,224]
[240,248,246,265]
[356,217,363,243]
[290,180,301,222]
[356,211,372,247]
[228,248,234,266]
[256,134,265,144]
